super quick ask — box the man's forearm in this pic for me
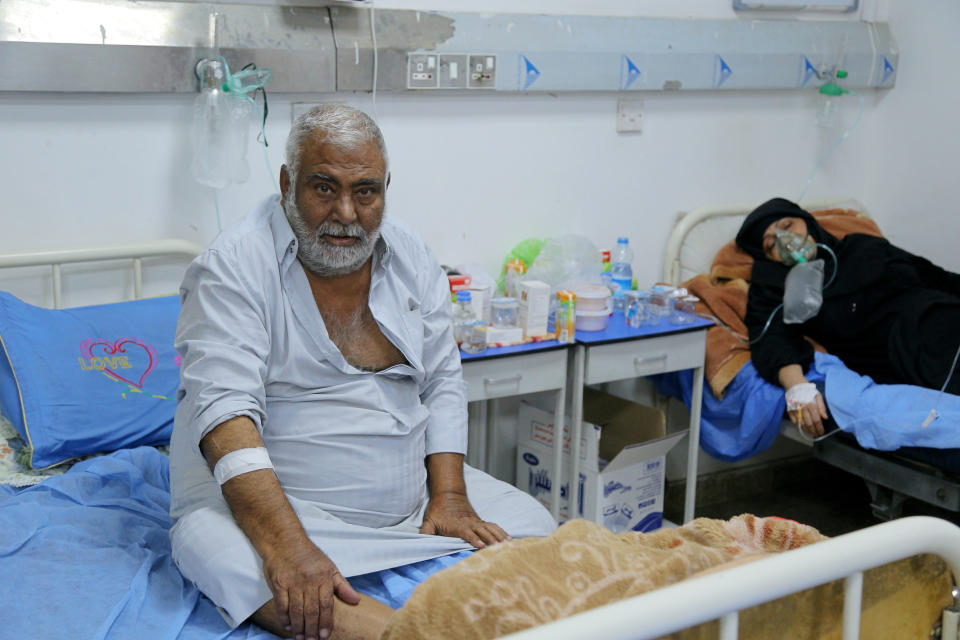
[201,416,310,559]
[425,452,467,497]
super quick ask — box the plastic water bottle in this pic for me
[610,237,634,314]
[453,291,487,353]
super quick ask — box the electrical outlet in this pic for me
[407,53,439,89]
[467,54,496,89]
[617,99,643,133]
[438,54,467,89]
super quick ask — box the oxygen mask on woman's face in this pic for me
[774,230,818,267]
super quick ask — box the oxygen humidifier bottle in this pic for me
[610,237,634,314]
[192,58,254,189]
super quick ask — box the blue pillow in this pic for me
[0,292,180,469]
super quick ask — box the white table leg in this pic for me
[550,356,568,523]
[468,400,489,472]
[485,398,499,477]
[684,364,705,523]
[569,345,586,523]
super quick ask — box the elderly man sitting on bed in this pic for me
[168,104,555,640]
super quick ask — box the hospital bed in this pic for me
[660,198,960,520]
[1,239,959,640]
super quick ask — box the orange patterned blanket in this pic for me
[381,515,825,640]
[381,514,950,640]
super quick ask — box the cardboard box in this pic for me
[515,388,686,533]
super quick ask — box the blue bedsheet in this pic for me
[654,352,960,462]
[0,448,465,640]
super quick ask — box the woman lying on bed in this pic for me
[736,198,960,438]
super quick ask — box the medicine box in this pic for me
[518,280,551,338]
[515,388,686,533]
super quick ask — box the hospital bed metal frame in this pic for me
[3,240,960,639]
[0,239,203,308]
[661,198,960,519]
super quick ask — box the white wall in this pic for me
[861,0,960,269]
[4,0,935,305]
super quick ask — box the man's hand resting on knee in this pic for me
[262,537,361,640]
[420,491,511,549]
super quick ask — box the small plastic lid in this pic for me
[456,291,472,301]
[571,285,610,299]
[576,309,610,317]
[617,237,629,244]
[491,297,518,307]
[836,69,848,78]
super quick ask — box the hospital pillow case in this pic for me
[0,291,181,469]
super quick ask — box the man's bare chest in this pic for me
[316,302,407,372]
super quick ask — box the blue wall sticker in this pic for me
[620,55,641,90]
[520,55,541,90]
[799,56,818,88]
[714,55,733,88]
[880,56,895,85]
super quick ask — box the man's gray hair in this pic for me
[285,104,388,184]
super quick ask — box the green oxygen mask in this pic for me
[774,230,818,267]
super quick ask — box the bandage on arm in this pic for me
[199,416,310,558]
[785,382,820,411]
[213,447,274,485]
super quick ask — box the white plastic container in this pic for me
[575,309,609,332]
[571,285,610,313]
[490,297,520,328]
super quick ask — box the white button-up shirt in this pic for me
[169,195,467,527]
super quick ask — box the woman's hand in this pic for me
[784,381,829,437]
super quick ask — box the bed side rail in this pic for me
[501,516,960,640]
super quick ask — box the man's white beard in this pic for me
[284,198,381,277]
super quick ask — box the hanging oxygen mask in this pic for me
[775,230,837,324]
[191,57,271,189]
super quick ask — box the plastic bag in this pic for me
[524,235,604,293]
[497,238,547,294]
[783,259,824,324]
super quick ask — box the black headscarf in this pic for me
[735,198,838,261]
[735,198,841,291]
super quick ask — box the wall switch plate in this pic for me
[617,99,643,133]
[467,54,496,89]
[407,53,439,89]
[438,54,468,89]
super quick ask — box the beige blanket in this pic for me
[381,515,825,639]
[382,515,950,640]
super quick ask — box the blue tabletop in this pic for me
[459,338,569,362]
[460,314,712,360]
[574,313,713,345]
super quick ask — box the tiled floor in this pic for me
[664,453,960,538]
